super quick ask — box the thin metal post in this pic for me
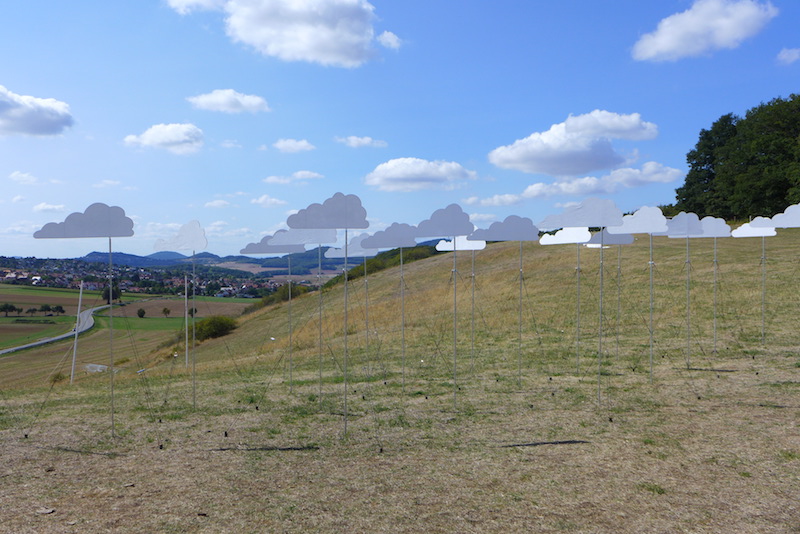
[343,229,349,436]
[108,237,115,438]
[400,247,406,393]
[686,237,691,369]
[713,238,719,354]
[288,256,293,394]
[649,234,654,383]
[70,281,84,385]
[453,237,458,410]
[518,241,523,388]
[576,243,581,374]
[761,236,767,345]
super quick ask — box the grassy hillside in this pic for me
[1,231,799,532]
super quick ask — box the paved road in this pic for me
[0,304,111,356]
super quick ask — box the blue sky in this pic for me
[1,0,798,258]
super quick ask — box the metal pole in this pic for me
[192,253,197,410]
[108,237,115,438]
[649,234,654,383]
[576,243,581,374]
[761,236,767,345]
[401,248,406,393]
[288,256,293,394]
[686,237,691,369]
[318,246,323,399]
[598,229,605,405]
[518,241,523,388]
[184,275,189,368]
[453,237,458,410]
[70,281,84,385]
[713,238,719,354]
[343,229,349,436]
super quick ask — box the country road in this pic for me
[0,304,111,356]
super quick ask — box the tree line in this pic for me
[668,94,800,219]
[0,303,66,317]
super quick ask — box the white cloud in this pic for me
[221,139,242,149]
[273,138,315,153]
[187,89,270,113]
[777,48,800,65]
[377,31,402,49]
[224,0,379,68]
[167,0,225,15]
[251,194,287,208]
[205,199,230,208]
[488,110,658,176]
[471,162,682,206]
[9,171,39,185]
[33,202,65,213]
[124,123,204,154]
[92,180,121,188]
[0,85,74,136]
[365,157,477,192]
[335,135,387,148]
[632,0,778,62]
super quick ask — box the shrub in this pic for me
[195,315,237,341]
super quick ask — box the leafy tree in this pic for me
[0,302,16,317]
[162,307,171,318]
[674,94,800,219]
[137,308,146,318]
[51,305,65,316]
[675,113,737,217]
[195,315,237,341]
[26,308,38,317]
[39,304,52,315]
[102,284,121,303]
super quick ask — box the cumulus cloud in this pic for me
[205,199,230,208]
[377,31,402,49]
[361,222,418,249]
[0,85,74,136]
[124,123,204,154]
[9,171,39,185]
[488,110,658,176]
[335,135,387,148]
[273,138,315,153]
[470,162,681,206]
[33,202,65,213]
[187,89,270,113]
[167,0,225,14]
[365,157,477,192]
[263,170,324,184]
[777,48,800,65]
[241,230,306,255]
[632,0,778,62]
[251,194,287,208]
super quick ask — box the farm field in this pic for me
[1,232,800,532]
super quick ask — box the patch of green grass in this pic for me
[638,482,666,495]
[779,449,800,461]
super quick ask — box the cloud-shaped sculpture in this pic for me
[697,216,731,238]
[154,220,207,251]
[436,235,486,252]
[468,215,539,242]
[267,227,337,245]
[241,230,307,255]
[416,204,474,237]
[753,204,800,228]
[661,211,703,238]
[539,227,591,245]
[324,233,377,258]
[287,192,368,229]
[33,202,134,239]
[361,222,418,249]
[732,222,776,238]
[587,228,634,246]
[607,206,667,235]
[538,197,623,230]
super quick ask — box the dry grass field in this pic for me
[1,232,800,533]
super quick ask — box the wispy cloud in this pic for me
[187,89,270,113]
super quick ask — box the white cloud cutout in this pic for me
[124,123,204,154]
[33,202,65,213]
[154,220,208,252]
[538,198,623,230]
[273,138,315,153]
[488,110,658,176]
[187,89,270,113]
[263,170,324,184]
[632,0,778,62]
[777,48,800,65]
[732,222,776,237]
[335,135,387,148]
[33,202,134,238]
[205,199,230,208]
[365,157,477,192]
[469,215,539,242]
[416,204,474,237]
[9,171,39,185]
[539,227,591,245]
[377,31,402,49]
[607,206,668,235]
[0,85,74,136]
[251,194,287,208]
[436,235,485,252]
[287,192,369,229]
[325,233,377,258]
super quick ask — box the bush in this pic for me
[195,315,237,341]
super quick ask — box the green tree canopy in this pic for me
[674,94,800,219]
